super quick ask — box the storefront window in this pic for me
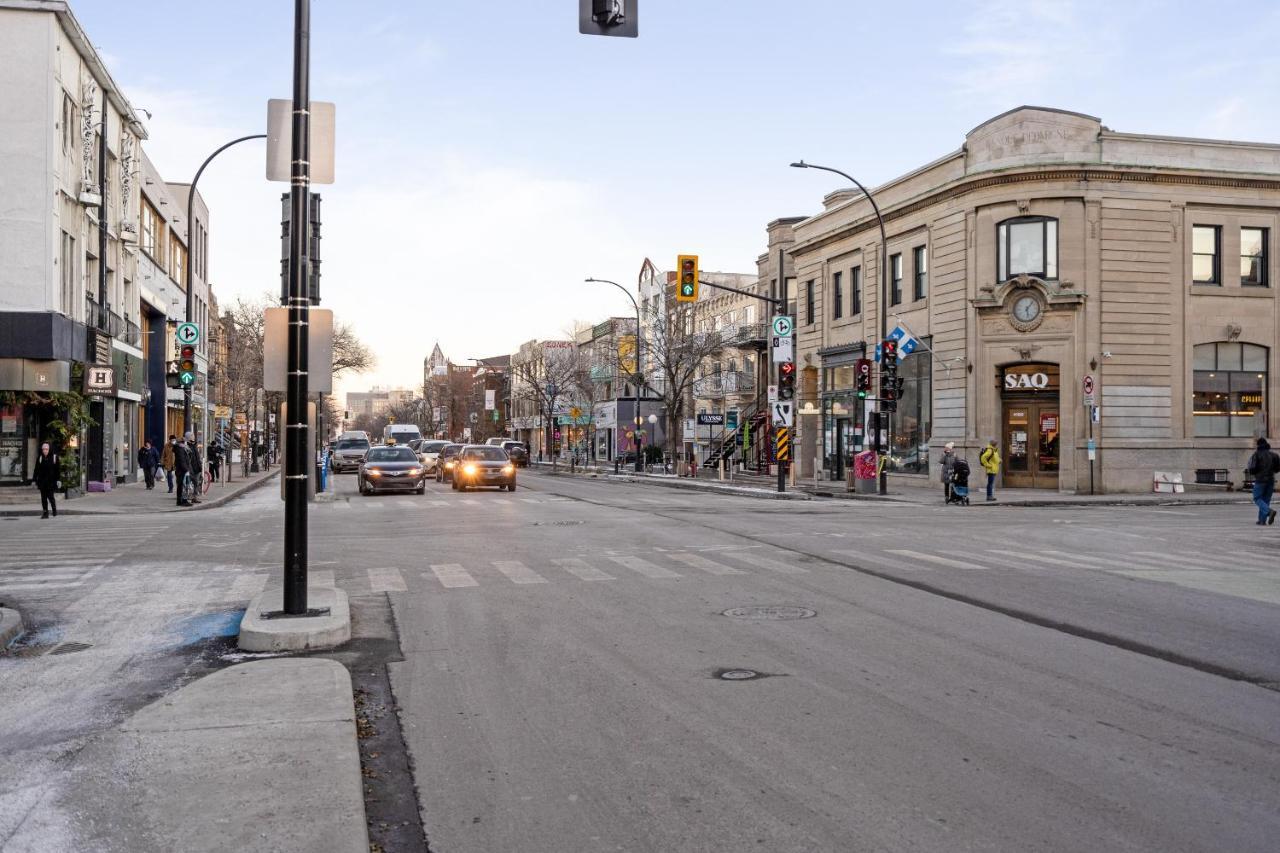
[1193,342,1268,437]
[888,339,932,474]
[1,404,27,483]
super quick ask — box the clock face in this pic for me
[1012,295,1041,323]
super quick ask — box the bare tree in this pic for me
[645,300,725,459]
[333,321,375,377]
[510,342,579,470]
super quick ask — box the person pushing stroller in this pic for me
[947,455,971,505]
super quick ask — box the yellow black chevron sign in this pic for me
[775,427,791,461]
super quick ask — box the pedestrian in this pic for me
[187,434,204,503]
[940,442,957,503]
[161,435,177,493]
[207,440,222,484]
[979,438,1001,502]
[33,441,59,519]
[1245,437,1279,526]
[174,433,193,507]
[138,440,158,490]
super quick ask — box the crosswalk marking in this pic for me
[1133,550,1270,571]
[604,555,681,579]
[552,558,615,581]
[460,499,481,507]
[666,552,744,575]
[398,500,417,508]
[719,550,808,575]
[430,564,478,588]
[520,498,542,504]
[986,549,1089,569]
[228,573,269,598]
[885,549,991,571]
[492,561,547,584]
[424,500,448,508]
[368,567,408,592]
[312,569,336,587]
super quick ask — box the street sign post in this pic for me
[176,322,200,346]
[767,384,778,406]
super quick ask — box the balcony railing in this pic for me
[693,371,756,398]
[84,295,141,347]
[727,322,767,346]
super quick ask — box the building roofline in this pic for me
[966,105,1100,138]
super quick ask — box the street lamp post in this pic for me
[182,133,267,438]
[790,161,891,496]
[585,278,646,472]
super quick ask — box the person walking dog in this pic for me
[979,439,1001,502]
[1245,437,1279,526]
[34,442,59,518]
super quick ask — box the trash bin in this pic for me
[854,450,878,494]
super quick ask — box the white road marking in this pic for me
[604,555,681,579]
[311,569,336,587]
[368,567,408,592]
[722,550,808,574]
[1134,550,1272,571]
[885,549,991,571]
[460,499,482,507]
[429,564,478,588]
[666,552,744,575]
[424,500,448,508]
[520,498,543,504]
[986,549,1091,569]
[492,561,547,585]
[398,500,417,508]
[228,573,269,599]
[552,558,615,581]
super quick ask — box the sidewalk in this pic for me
[529,460,813,500]
[0,467,279,516]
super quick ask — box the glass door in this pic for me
[1003,404,1033,488]
[1002,401,1060,488]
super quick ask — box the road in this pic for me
[2,469,1278,852]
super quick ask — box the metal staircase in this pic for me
[702,401,769,471]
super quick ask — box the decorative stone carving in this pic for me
[1226,322,1242,341]
[1011,343,1042,361]
[79,80,101,206]
[119,132,138,242]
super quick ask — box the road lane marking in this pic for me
[604,555,681,579]
[492,561,547,584]
[721,551,808,574]
[460,499,481,507]
[520,498,542,504]
[885,549,991,571]
[368,567,408,592]
[987,549,1091,569]
[424,500,447,508]
[666,552,744,575]
[228,573,269,598]
[1134,550,1272,571]
[429,564,478,588]
[552,559,615,581]
[311,569,336,587]
[398,500,417,508]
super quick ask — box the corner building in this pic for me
[790,107,1279,492]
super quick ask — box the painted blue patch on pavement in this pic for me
[171,609,245,645]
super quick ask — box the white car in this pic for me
[417,439,451,473]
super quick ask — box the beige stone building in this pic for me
[789,107,1279,492]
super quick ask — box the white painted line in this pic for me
[520,498,542,504]
[552,558,615,581]
[492,561,547,585]
[636,498,665,505]
[885,549,991,571]
[425,500,447,508]
[311,569,336,587]
[1135,550,1272,571]
[0,581,86,592]
[398,500,417,509]
[430,564,478,588]
[368,567,408,593]
[0,571,92,581]
[331,501,351,509]
[666,552,745,575]
[604,555,681,579]
[228,574,269,599]
[460,499,481,507]
[987,549,1090,569]
[722,551,808,575]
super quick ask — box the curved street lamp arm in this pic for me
[585,277,640,314]
[790,161,888,246]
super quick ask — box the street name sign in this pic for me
[176,322,199,346]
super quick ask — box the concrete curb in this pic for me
[0,606,24,648]
[0,470,280,517]
[534,467,813,500]
[805,489,1254,508]
[239,585,352,652]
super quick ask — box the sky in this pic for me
[72,0,1280,400]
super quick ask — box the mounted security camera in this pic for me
[1101,351,1113,359]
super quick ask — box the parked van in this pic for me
[383,424,423,446]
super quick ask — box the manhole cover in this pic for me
[717,669,761,681]
[722,605,816,621]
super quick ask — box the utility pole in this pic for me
[777,248,788,494]
[283,0,312,616]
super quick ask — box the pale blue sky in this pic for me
[74,0,1280,392]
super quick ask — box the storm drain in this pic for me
[722,605,816,621]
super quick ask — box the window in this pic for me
[61,92,75,155]
[997,217,1058,281]
[805,279,815,325]
[141,199,162,261]
[60,232,76,316]
[170,234,187,284]
[890,254,903,305]
[913,246,928,300]
[1193,342,1267,437]
[890,337,932,474]
[832,271,843,319]
[851,266,862,315]
[1192,225,1220,285]
[1241,227,1268,287]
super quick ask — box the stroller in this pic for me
[948,457,971,505]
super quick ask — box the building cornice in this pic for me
[790,163,1280,258]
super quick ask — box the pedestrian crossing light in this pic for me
[854,358,871,398]
[677,254,699,303]
[178,344,197,387]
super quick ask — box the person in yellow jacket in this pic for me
[979,438,1001,502]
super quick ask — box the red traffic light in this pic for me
[779,361,795,378]
[881,339,898,361]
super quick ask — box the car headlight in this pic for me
[503,464,515,474]
[463,464,477,475]
[408,468,422,476]
[367,469,381,477]
[445,460,456,469]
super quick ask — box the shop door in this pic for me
[833,417,852,479]
[1002,400,1060,488]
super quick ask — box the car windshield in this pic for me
[464,447,508,461]
[422,441,449,453]
[440,444,463,458]
[366,447,417,462]
[336,439,369,450]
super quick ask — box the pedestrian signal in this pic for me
[178,344,197,387]
[854,358,871,398]
[677,254,699,302]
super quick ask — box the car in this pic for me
[485,437,510,447]
[358,445,427,495]
[501,440,529,468]
[434,443,465,483]
[452,445,516,492]
[418,439,450,473]
[331,436,371,473]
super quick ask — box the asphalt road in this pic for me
[3,469,1278,852]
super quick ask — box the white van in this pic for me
[383,424,423,446]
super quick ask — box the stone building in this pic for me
[789,106,1279,492]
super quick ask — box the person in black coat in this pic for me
[174,433,193,507]
[33,442,59,519]
[138,440,159,490]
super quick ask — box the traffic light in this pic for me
[778,360,796,401]
[178,344,197,388]
[676,254,699,302]
[854,358,871,398]
[579,0,638,37]
[880,338,898,364]
[879,338,898,412]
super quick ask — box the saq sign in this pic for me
[1002,364,1059,393]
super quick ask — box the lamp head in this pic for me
[790,161,808,169]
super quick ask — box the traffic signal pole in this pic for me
[777,247,787,494]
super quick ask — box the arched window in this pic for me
[997,216,1058,281]
[1193,342,1268,437]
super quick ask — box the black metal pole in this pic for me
[183,135,267,437]
[790,162,890,494]
[777,248,787,494]
[283,0,312,615]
